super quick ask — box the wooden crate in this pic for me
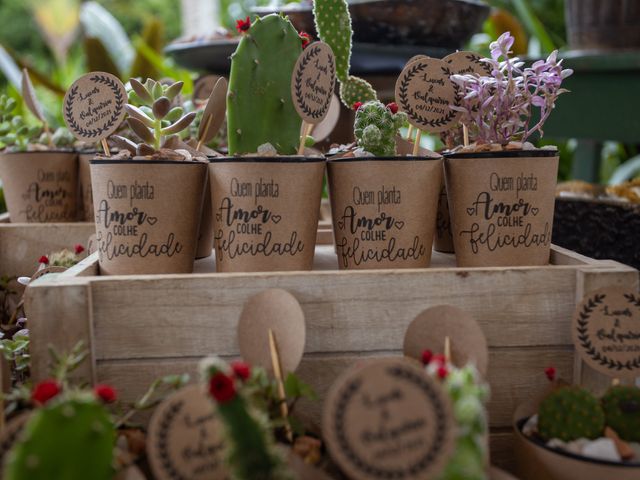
[24,245,638,473]
[0,213,95,279]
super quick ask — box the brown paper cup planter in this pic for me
[208,157,325,272]
[434,169,455,254]
[77,151,96,222]
[444,150,559,267]
[195,169,214,259]
[327,156,442,270]
[90,159,207,275]
[0,150,78,223]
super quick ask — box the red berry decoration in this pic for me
[231,361,251,381]
[299,31,311,48]
[386,102,399,114]
[209,372,237,404]
[94,384,117,403]
[31,379,61,405]
[437,365,449,379]
[421,349,433,365]
[544,366,556,382]
[38,255,49,265]
[235,16,251,34]
[74,244,85,255]
[352,101,363,111]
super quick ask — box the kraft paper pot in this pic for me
[513,417,640,480]
[434,167,454,253]
[78,151,97,222]
[208,157,325,273]
[444,150,559,267]
[327,156,442,270]
[0,150,78,223]
[90,159,207,275]
[195,172,214,259]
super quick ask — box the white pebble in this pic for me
[582,438,621,462]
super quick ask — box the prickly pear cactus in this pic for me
[354,101,407,156]
[313,0,377,106]
[538,386,605,442]
[4,398,115,480]
[202,357,291,480]
[602,385,640,442]
[227,14,302,155]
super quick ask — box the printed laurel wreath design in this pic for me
[576,293,640,371]
[333,365,448,477]
[157,400,185,480]
[294,45,335,120]
[397,63,459,129]
[64,74,124,139]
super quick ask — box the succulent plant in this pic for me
[227,14,302,155]
[312,0,377,107]
[354,101,407,156]
[0,95,42,152]
[201,356,292,480]
[123,78,196,155]
[601,385,640,442]
[538,386,605,442]
[4,396,116,480]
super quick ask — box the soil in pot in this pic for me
[327,156,442,270]
[444,150,559,267]
[208,157,325,273]
[90,159,207,275]
[0,150,78,223]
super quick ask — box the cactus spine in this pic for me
[601,385,640,442]
[227,14,302,155]
[4,397,115,480]
[313,0,377,107]
[538,386,605,442]
[354,101,407,156]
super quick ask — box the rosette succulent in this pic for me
[0,95,42,152]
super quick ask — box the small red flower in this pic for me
[432,354,446,366]
[386,102,399,114]
[209,372,236,404]
[352,101,363,111]
[421,349,433,365]
[38,255,49,265]
[299,31,312,49]
[544,366,556,382]
[231,361,251,381]
[94,384,117,403]
[437,365,449,379]
[31,379,61,405]
[236,16,251,34]
[74,244,85,255]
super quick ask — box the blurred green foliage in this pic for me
[94,0,182,42]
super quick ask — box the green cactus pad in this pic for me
[339,76,377,108]
[312,0,351,82]
[354,100,407,156]
[538,386,605,442]
[602,385,640,442]
[4,398,115,480]
[227,14,302,155]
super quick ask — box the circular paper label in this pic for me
[443,51,492,76]
[572,287,640,378]
[63,72,126,141]
[147,385,228,480]
[291,42,336,124]
[395,58,460,133]
[323,358,455,480]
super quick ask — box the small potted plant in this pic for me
[209,13,325,273]
[0,86,78,223]
[90,78,208,275]
[445,32,573,267]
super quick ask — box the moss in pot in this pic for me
[90,78,208,275]
[0,77,79,223]
[444,32,574,267]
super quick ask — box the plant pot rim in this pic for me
[444,149,558,159]
[209,156,325,163]
[327,155,442,163]
[0,148,76,156]
[516,417,640,468]
[90,159,207,166]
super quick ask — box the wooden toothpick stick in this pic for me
[268,328,293,442]
[463,124,470,148]
[406,125,414,140]
[101,138,111,157]
[297,122,313,155]
[197,115,213,151]
[412,130,422,156]
[444,336,451,363]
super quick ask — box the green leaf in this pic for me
[129,18,164,80]
[0,44,22,90]
[132,37,193,94]
[83,37,121,78]
[284,372,318,401]
[511,0,556,53]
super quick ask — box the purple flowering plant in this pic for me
[450,32,573,146]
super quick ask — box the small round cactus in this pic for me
[538,386,605,441]
[601,385,640,442]
[354,100,407,157]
